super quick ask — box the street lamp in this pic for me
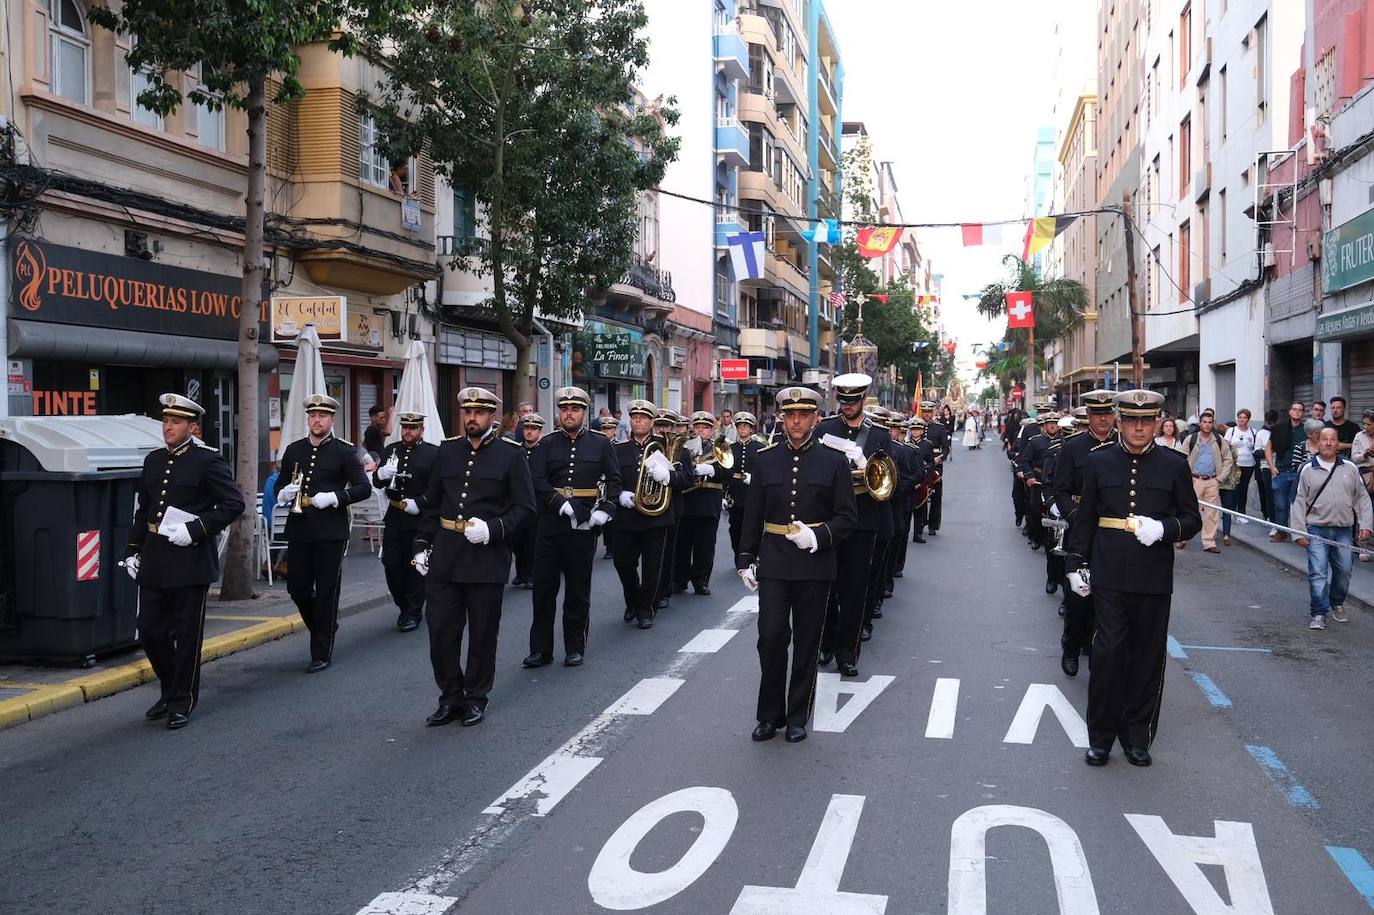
[846,292,878,379]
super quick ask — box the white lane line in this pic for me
[679,629,740,653]
[925,677,960,740]
[604,677,685,715]
[356,892,458,915]
[483,754,605,817]
[726,595,760,613]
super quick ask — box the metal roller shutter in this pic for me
[1344,339,1374,416]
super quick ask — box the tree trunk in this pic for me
[220,77,269,601]
[513,339,533,406]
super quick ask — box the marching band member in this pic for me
[883,413,919,586]
[736,386,856,743]
[674,411,727,596]
[373,412,439,632]
[653,410,688,613]
[597,415,622,560]
[273,394,372,672]
[1017,411,1063,561]
[919,401,952,533]
[125,394,245,729]
[523,387,622,669]
[727,412,764,557]
[909,417,937,543]
[413,387,535,727]
[509,413,545,589]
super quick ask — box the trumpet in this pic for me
[289,464,307,515]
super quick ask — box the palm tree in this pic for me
[976,255,1088,403]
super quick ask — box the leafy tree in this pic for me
[369,0,679,406]
[978,383,1002,405]
[974,255,1087,402]
[91,0,404,600]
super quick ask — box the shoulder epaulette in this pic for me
[443,434,463,442]
[1090,441,1114,452]
[758,440,780,452]
[195,441,218,451]
[335,438,355,448]
[501,435,520,445]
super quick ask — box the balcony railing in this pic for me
[818,123,833,157]
[716,114,744,132]
[437,234,488,257]
[818,64,835,103]
[619,254,677,305]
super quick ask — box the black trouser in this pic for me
[658,519,681,602]
[600,518,614,556]
[425,580,504,710]
[613,525,669,622]
[286,539,347,663]
[382,526,425,622]
[138,584,209,715]
[928,479,944,531]
[1012,473,1027,523]
[1045,544,1065,587]
[513,522,536,583]
[894,509,913,573]
[728,504,746,558]
[674,514,720,589]
[1255,465,1274,521]
[822,529,878,665]
[530,531,597,656]
[1062,589,1095,655]
[1024,487,1047,546]
[865,537,892,626]
[757,578,831,727]
[912,502,929,540]
[1087,587,1171,752]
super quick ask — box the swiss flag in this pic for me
[1006,291,1035,328]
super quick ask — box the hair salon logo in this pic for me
[14,240,47,312]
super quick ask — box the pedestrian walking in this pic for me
[1291,427,1373,629]
[124,394,245,729]
[373,412,439,632]
[1065,389,1201,768]
[1154,417,1185,452]
[1265,402,1307,541]
[1221,410,1259,545]
[363,404,388,460]
[1183,409,1233,552]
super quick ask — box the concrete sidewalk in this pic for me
[0,540,392,730]
[1224,509,1374,611]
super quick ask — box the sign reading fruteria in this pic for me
[1315,300,1374,341]
[1323,206,1374,295]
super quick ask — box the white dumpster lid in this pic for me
[0,415,164,472]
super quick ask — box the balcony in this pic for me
[740,327,785,358]
[607,254,677,317]
[713,23,750,82]
[817,63,838,116]
[715,116,750,168]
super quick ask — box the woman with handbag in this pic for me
[1222,410,1259,545]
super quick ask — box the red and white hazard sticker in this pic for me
[76,530,100,581]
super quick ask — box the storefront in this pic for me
[6,237,276,464]
[435,324,519,431]
[570,319,648,414]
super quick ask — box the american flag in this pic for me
[830,291,846,309]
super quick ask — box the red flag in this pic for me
[961,224,983,246]
[912,372,923,412]
[871,294,890,304]
[1006,291,1035,328]
[856,226,903,258]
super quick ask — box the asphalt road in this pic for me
[2,439,1372,914]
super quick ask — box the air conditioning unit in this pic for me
[1261,243,1277,267]
[1319,178,1333,207]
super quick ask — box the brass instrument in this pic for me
[1043,517,1069,557]
[634,433,686,517]
[289,464,307,515]
[856,452,897,502]
[693,433,735,471]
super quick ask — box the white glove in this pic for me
[124,555,140,581]
[403,498,420,516]
[560,501,576,519]
[742,472,752,485]
[463,517,491,545]
[649,463,671,484]
[851,454,869,473]
[276,483,300,507]
[785,521,819,553]
[1133,516,1166,547]
[311,491,339,510]
[684,437,703,456]
[1049,503,1061,519]
[376,455,399,481]
[619,490,636,509]
[412,551,429,576]
[163,522,193,547]
[694,463,715,478]
[589,509,609,528]
[738,564,759,592]
[1067,570,1091,597]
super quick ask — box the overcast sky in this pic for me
[827,1,1084,393]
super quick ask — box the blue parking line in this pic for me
[1326,847,1374,910]
[1166,635,1188,659]
[1178,644,1273,654]
[1188,671,1232,709]
[1246,744,1320,809]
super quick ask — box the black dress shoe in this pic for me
[654,597,669,610]
[818,651,834,666]
[1061,650,1079,678]
[522,652,552,668]
[1084,747,1110,766]
[564,653,584,667]
[166,711,190,730]
[624,606,636,622]
[396,616,420,632]
[784,725,807,743]
[637,617,654,630]
[460,705,485,726]
[751,720,779,741]
[859,625,872,642]
[928,530,938,536]
[672,583,688,594]
[914,535,927,543]
[145,699,169,720]
[427,704,461,726]
[882,586,894,599]
[1030,541,1042,551]
[1045,580,1058,595]
[838,661,859,677]
[871,607,884,619]
[893,571,903,578]
[693,583,711,596]
[1123,745,1152,767]
[306,659,331,673]
[1057,602,1067,617]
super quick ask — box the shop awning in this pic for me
[8,320,279,372]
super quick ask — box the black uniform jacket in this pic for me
[679,437,728,519]
[925,420,952,460]
[612,435,691,532]
[529,427,622,536]
[373,439,439,534]
[1065,440,1202,594]
[890,439,920,512]
[816,415,893,536]
[1009,422,1039,472]
[1051,428,1120,520]
[415,430,536,583]
[1018,432,1060,486]
[727,437,765,508]
[127,439,246,588]
[275,434,372,543]
[735,434,858,581]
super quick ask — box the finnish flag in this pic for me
[727,230,766,280]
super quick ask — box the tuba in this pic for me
[634,433,685,517]
[858,452,897,502]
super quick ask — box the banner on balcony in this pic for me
[726,230,767,280]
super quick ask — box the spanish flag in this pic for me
[1021,215,1078,260]
[911,372,923,413]
[857,226,903,258]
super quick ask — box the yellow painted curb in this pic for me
[0,613,303,732]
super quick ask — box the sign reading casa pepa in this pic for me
[10,238,266,340]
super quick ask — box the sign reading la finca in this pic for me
[271,295,348,343]
[1323,206,1374,295]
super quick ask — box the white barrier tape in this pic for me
[1196,499,1372,557]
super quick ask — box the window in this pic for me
[1179,116,1190,200]
[1150,58,1161,119]
[1219,65,1228,139]
[1198,200,1209,286]
[1150,245,1161,307]
[1254,14,1268,115]
[49,0,89,105]
[1150,154,1160,212]
[1179,4,1191,88]
[194,95,226,152]
[452,187,477,239]
[359,113,389,188]
[1179,219,1191,299]
[127,38,162,129]
[1218,188,1227,260]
